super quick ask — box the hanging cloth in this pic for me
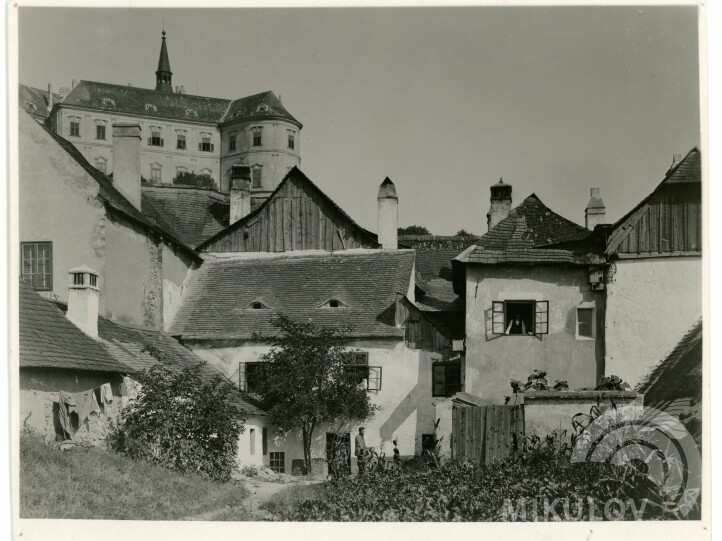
[71,389,102,424]
[57,391,75,439]
[100,383,114,407]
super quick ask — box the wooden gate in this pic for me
[451,404,524,464]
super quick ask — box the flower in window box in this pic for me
[553,380,569,391]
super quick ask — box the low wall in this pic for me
[523,390,642,442]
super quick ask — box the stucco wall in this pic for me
[187,338,446,474]
[19,369,124,445]
[523,390,643,443]
[19,112,108,311]
[605,257,702,387]
[161,244,196,329]
[465,265,605,404]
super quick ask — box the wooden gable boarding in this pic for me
[200,173,380,253]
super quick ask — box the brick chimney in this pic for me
[487,178,512,231]
[585,188,606,230]
[377,177,398,250]
[67,266,100,338]
[230,164,252,224]
[112,123,142,210]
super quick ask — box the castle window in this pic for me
[229,134,237,152]
[199,137,214,152]
[257,104,269,113]
[21,242,53,291]
[252,166,262,188]
[96,125,106,140]
[149,131,164,147]
[252,127,262,147]
[95,157,107,174]
[70,121,80,137]
[177,134,186,150]
[288,132,295,150]
[150,164,162,182]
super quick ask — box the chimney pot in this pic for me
[112,123,142,210]
[230,165,252,224]
[67,265,100,338]
[585,187,606,230]
[377,177,398,250]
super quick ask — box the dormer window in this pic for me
[102,98,116,107]
[319,298,348,309]
[186,108,198,117]
[25,101,37,111]
[248,300,270,310]
[145,103,157,112]
[256,104,269,113]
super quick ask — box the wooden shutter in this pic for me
[160,138,164,147]
[198,142,202,151]
[535,301,549,335]
[367,367,382,391]
[492,301,505,334]
[210,143,215,152]
[239,362,247,391]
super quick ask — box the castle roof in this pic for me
[57,80,301,127]
[168,250,415,341]
[156,31,172,75]
[19,84,60,120]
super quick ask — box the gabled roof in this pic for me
[20,84,60,120]
[220,91,302,128]
[22,111,201,262]
[19,279,128,373]
[59,80,231,124]
[637,319,702,445]
[169,250,415,340]
[454,194,603,266]
[19,279,262,414]
[141,185,229,248]
[605,148,702,257]
[197,167,380,251]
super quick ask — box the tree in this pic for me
[115,360,245,481]
[398,225,431,236]
[172,171,217,190]
[455,229,475,237]
[252,315,378,474]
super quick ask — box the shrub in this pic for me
[172,171,217,190]
[112,362,245,481]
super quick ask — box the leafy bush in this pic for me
[112,362,245,481]
[397,225,431,236]
[172,171,217,190]
[595,375,631,391]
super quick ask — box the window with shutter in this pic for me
[492,301,506,334]
[262,427,268,455]
[534,301,549,335]
[432,363,461,397]
[492,300,550,336]
[249,429,256,455]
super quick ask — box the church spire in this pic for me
[155,30,173,93]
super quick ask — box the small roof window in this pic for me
[103,98,116,107]
[145,103,158,112]
[256,104,269,113]
[186,108,198,117]
[319,298,348,309]
[25,101,37,111]
[248,300,270,310]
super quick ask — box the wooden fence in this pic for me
[451,404,525,464]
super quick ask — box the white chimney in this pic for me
[47,83,53,111]
[67,266,100,338]
[585,187,606,230]
[487,178,512,231]
[112,123,142,210]
[230,165,252,224]
[377,177,398,250]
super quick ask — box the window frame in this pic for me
[491,300,549,336]
[252,127,263,147]
[269,452,285,473]
[287,132,295,150]
[252,166,262,188]
[199,137,214,152]
[21,241,53,291]
[341,352,382,391]
[96,125,106,140]
[69,121,80,137]
[149,131,164,147]
[176,134,186,150]
[150,164,162,182]
[432,362,461,397]
[229,134,237,152]
[576,304,596,340]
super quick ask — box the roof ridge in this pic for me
[77,79,231,103]
[206,249,415,265]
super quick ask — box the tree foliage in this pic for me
[172,171,217,190]
[252,315,379,473]
[455,229,475,237]
[113,361,245,481]
[397,225,431,236]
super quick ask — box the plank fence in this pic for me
[451,404,524,464]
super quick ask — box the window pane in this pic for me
[578,308,594,338]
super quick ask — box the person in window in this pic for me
[355,427,368,475]
[506,314,528,335]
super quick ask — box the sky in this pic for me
[18,6,700,235]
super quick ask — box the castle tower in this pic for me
[155,31,173,93]
[487,178,512,231]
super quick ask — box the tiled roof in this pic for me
[637,319,702,445]
[19,279,128,373]
[19,84,60,120]
[399,235,480,311]
[60,80,231,124]
[19,279,262,414]
[169,250,416,340]
[454,195,603,266]
[24,112,200,262]
[58,81,301,128]
[605,148,701,256]
[141,186,229,248]
[220,91,302,128]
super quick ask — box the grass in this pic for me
[259,482,325,516]
[19,433,250,520]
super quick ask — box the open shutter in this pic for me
[367,366,382,391]
[239,362,247,391]
[147,137,151,145]
[160,138,164,147]
[492,301,505,334]
[535,301,549,335]
[198,142,202,151]
[210,143,215,152]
